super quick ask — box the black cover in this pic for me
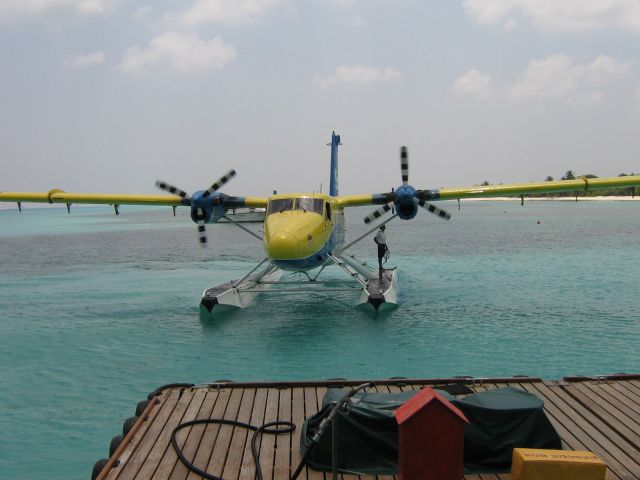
[300,386,561,475]
[454,387,562,472]
[300,390,418,474]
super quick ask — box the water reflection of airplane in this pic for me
[2,132,640,314]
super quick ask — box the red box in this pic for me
[395,387,469,480]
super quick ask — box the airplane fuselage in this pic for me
[263,193,345,271]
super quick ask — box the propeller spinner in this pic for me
[156,169,237,246]
[364,147,450,224]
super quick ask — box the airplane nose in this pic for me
[267,232,299,259]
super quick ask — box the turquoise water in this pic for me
[1,201,639,479]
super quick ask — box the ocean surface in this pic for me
[1,200,639,479]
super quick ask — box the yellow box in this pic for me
[511,448,606,480]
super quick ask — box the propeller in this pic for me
[155,181,189,199]
[363,203,394,224]
[363,147,451,224]
[202,169,236,199]
[155,169,237,246]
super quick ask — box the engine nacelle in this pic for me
[190,191,226,224]
[395,185,419,220]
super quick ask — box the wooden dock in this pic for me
[95,375,640,480]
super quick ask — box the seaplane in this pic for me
[2,132,640,314]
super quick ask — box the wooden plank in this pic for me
[238,388,268,480]
[530,382,621,471]
[627,380,640,393]
[111,389,182,480]
[153,388,207,479]
[385,384,403,394]
[186,388,233,480]
[219,388,257,480]
[609,382,640,409]
[527,382,630,480]
[170,388,221,480]
[273,388,293,479]
[546,383,640,477]
[203,387,245,478]
[316,386,328,410]
[255,388,280,480]
[291,387,308,480]
[567,382,640,448]
[103,390,171,480]
[599,383,640,418]
[133,388,198,480]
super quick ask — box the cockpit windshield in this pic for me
[267,197,325,216]
[268,198,294,215]
[296,198,323,214]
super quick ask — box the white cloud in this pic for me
[64,51,106,69]
[182,0,290,25]
[315,65,403,89]
[0,0,111,19]
[463,0,640,33]
[120,32,237,74]
[133,5,152,21]
[636,85,640,106]
[508,54,629,106]
[453,69,492,98]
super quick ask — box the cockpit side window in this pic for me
[325,202,331,220]
[268,198,294,215]
[296,198,323,214]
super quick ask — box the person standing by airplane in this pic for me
[374,224,388,277]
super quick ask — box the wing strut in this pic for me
[342,214,399,252]
[221,215,262,241]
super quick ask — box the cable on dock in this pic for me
[172,419,298,480]
[171,383,372,480]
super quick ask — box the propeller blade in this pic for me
[400,146,409,186]
[203,169,237,198]
[391,187,395,214]
[155,180,190,199]
[364,202,394,224]
[418,198,451,220]
[195,208,207,246]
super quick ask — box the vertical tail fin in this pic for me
[328,131,341,197]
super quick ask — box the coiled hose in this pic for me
[172,383,371,480]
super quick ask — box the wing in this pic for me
[337,175,640,208]
[0,187,268,247]
[0,190,187,206]
[434,175,640,201]
[0,189,268,208]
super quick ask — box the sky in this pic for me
[1,0,640,198]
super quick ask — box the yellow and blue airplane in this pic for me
[2,132,640,313]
